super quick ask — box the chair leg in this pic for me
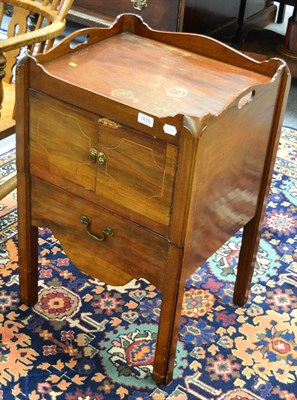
[0,53,6,116]
[0,174,17,201]
[277,3,286,24]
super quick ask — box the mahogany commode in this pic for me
[16,14,290,385]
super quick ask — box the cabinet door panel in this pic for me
[29,91,98,191]
[29,92,177,227]
[96,119,177,226]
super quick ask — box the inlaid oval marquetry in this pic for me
[166,87,188,98]
[111,88,139,104]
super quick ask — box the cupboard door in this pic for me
[29,91,98,191]
[95,118,178,226]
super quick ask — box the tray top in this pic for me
[43,32,271,118]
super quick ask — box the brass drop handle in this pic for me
[80,215,114,242]
[131,0,147,10]
[88,148,106,165]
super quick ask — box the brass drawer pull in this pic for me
[88,148,106,165]
[131,0,147,10]
[80,215,114,242]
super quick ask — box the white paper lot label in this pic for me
[138,112,154,128]
[163,124,177,136]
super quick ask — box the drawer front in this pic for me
[30,92,178,228]
[31,177,169,289]
[73,0,183,31]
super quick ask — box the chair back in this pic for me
[0,0,73,199]
[0,0,73,84]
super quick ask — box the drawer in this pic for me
[73,0,184,31]
[29,91,178,229]
[31,177,170,289]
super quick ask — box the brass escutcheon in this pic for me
[131,0,147,10]
[98,117,120,129]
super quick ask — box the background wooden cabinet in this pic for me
[71,0,185,31]
[183,0,276,40]
[69,0,276,41]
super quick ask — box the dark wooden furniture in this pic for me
[275,0,296,22]
[276,0,297,60]
[236,1,297,78]
[69,0,276,41]
[183,0,277,41]
[16,14,290,385]
[70,0,185,31]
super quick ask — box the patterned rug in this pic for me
[0,127,296,400]
[0,139,17,245]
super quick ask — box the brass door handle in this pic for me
[97,152,106,165]
[80,215,114,242]
[88,148,106,165]
[131,0,147,10]
[88,147,98,162]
